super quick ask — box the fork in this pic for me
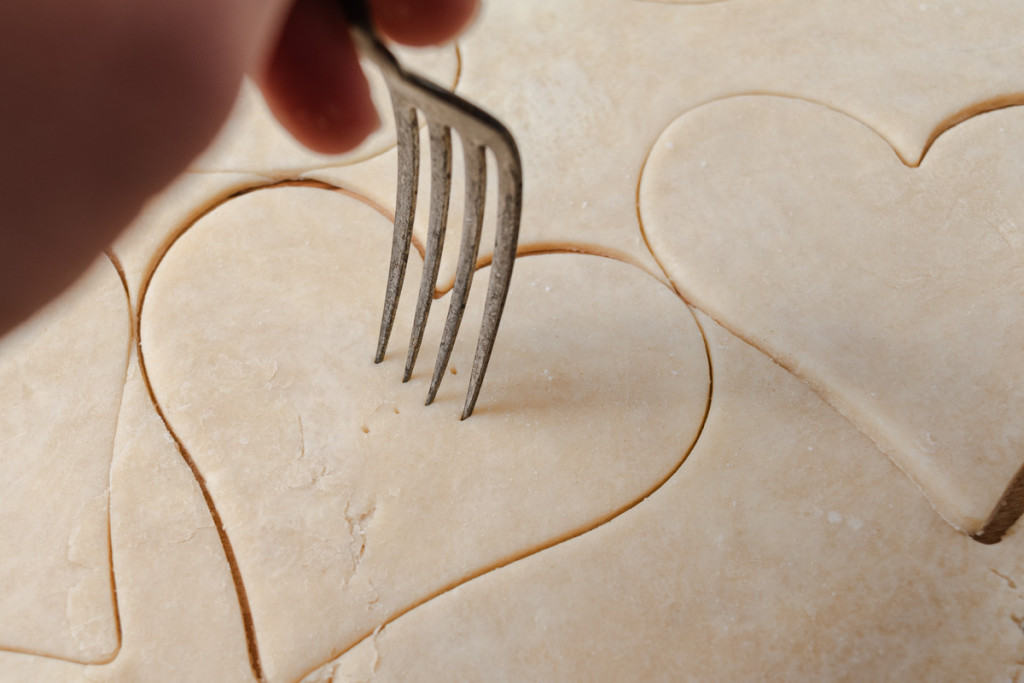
[341,0,523,420]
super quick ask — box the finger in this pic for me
[259,0,380,154]
[371,0,479,47]
[0,0,291,333]
[259,0,478,154]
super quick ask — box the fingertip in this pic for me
[371,0,479,47]
[260,0,381,154]
[261,0,478,154]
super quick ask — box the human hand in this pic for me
[0,0,477,334]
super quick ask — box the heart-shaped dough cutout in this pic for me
[0,255,129,661]
[140,185,709,681]
[640,95,1024,537]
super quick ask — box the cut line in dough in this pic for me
[640,95,1024,538]
[138,184,710,681]
[306,313,1024,682]
[309,0,1024,292]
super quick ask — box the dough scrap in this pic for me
[190,45,457,175]
[310,314,1024,682]
[0,256,128,662]
[0,349,253,682]
[310,0,1024,290]
[139,185,710,681]
[641,96,1024,535]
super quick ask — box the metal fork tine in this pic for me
[426,141,486,405]
[461,151,523,419]
[403,120,452,382]
[344,0,522,417]
[374,99,420,364]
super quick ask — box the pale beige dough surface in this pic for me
[0,350,253,682]
[4,0,1024,678]
[641,96,1024,535]
[0,256,128,663]
[309,314,1024,682]
[190,45,457,175]
[110,170,272,306]
[309,0,1024,290]
[139,185,710,681]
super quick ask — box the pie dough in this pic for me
[111,171,271,305]
[641,96,1024,536]
[0,256,128,662]
[191,45,457,176]
[139,185,709,681]
[308,0,1024,289]
[308,315,1024,682]
[4,0,1024,680]
[0,349,252,681]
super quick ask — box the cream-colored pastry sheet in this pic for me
[110,171,272,306]
[641,96,1024,535]
[5,0,1024,679]
[139,185,710,681]
[309,314,1024,682]
[310,0,1024,290]
[0,349,253,682]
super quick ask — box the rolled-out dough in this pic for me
[0,256,128,663]
[139,185,709,681]
[0,349,253,681]
[5,0,1024,680]
[310,0,1024,289]
[111,171,272,306]
[641,96,1024,535]
[308,314,1024,682]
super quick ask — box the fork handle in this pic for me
[338,0,373,31]
[338,0,404,76]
